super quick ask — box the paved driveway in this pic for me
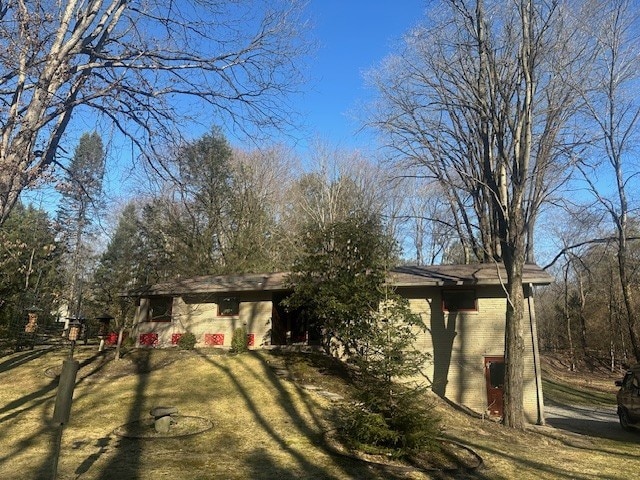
[543,402,639,442]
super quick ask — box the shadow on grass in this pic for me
[199,350,340,479]
[94,349,151,480]
[0,346,53,374]
[74,436,112,476]
[453,437,588,480]
[245,448,306,480]
[0,349,116,478]
[0,349,111,423]
[242,351,483,480]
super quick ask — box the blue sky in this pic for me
[24,1,428,213]
[297,0,427,150]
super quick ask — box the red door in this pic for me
[484,356,505,417]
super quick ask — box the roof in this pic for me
[127,272,289,296]
[128,263,553,297]
[389,263,554,287]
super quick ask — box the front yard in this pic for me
[0,345,637,479]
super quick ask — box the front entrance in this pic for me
[271,294,321,346]
[484,356,505,417]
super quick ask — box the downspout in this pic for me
[528,283,545,425]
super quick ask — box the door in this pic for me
[271,294,288,345]
[484,356,505,417]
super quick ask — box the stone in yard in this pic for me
[155,415,172,433]
[150,406,178,418]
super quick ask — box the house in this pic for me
[128,263,553,423]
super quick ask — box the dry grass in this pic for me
[0,345,638,480]
[541,354,621,406]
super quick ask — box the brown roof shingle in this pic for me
[127,264,552,297]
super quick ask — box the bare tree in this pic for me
[287,142,390,232]
[0,0,308,226]
[367,0,589,428]
[393,176,457,265]
[573,0,640,362]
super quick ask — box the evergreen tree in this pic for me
[0,203,62,334]
[56,132,105,319]
[285,213,394,356]
[140,128,286,277]
[176,128,234,274]
[287,212,437,456]
[91,203,147,343]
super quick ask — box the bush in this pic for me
[338,385,440,457]
[338,404,399,454]
[177,332,197,350]
[231,326,248,353]
[123,335,136,348]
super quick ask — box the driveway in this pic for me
[543,402,639,442]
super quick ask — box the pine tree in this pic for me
[0,203,62,335]
[287,212,438,456]
[91,203,147,352]
[56,132,105,320]
[285,213,393,356]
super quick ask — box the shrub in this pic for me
[177,332,197,350]
[338,384,439,457]
[231,326,248,353]
[338,404,399,455]
[337,293,440,458]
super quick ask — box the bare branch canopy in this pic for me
[0,0,309,225]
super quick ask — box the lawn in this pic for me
[0,345,638,480]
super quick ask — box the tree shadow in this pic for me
[0,347,53,374]
[246,351,455,480]
[0,349,114,478]
[74,436,113,477]
[430,310,457,398]
[94,349,151,480]
[245,448,303,480]
[0,350,110,424]
[458,437,607,480]
[199,350,339,479]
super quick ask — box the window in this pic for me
[488,360,505,389]
[218,296,240,316]
[148,296,173,322]
[442,289,477,312]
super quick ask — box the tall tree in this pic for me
[368,0,588,427]
[286,143,390,235]
[140,130,293,277]
[0,0,308,226]
[0,202,61,329]
[286,213,395,356]
[573,0,640,362]
[92,202,147,348]
[226,146,296,272]
[174,129,234,274]
[56,132,105,319]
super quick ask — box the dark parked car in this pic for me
[615,365,640,431]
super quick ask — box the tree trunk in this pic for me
[618,234,640,362]
[503,249,526,429]
[564,264,576,371]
